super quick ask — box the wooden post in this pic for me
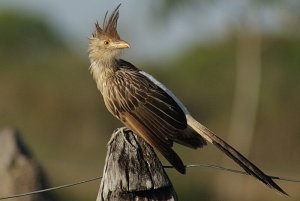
[0,128,55,201]
[96,127,178,201]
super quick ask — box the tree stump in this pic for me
[97,127,178,201]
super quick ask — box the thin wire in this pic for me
[0,176,102,200]
[165,164,300,182]
[0,164,299,200]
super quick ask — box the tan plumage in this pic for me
[88,4,288,196]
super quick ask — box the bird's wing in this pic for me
[124,111,186,174]
[104,69,188,173]
[105,69,187,141]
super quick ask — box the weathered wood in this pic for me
[97,127,178,201]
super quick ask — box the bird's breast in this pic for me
[90,62,116,95]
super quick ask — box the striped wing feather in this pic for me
[104,69,189,173]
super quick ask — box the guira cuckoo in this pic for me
[88,4,287,196]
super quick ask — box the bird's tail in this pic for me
[186,114,288,196]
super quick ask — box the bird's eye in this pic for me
[104,40,110,46]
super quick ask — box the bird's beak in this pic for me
[113,40,130,49]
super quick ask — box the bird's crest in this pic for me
[93,4,121,39]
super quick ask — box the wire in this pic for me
[168,164,300,183]
[0,164,299,200]
[0,176,102,200]
[164,164,247,175]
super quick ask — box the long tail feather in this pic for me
[186,115,288,196]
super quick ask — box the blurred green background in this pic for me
[0,1,299,201]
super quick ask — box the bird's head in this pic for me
[89,4,130,64]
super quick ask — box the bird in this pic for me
[88,4,288,196]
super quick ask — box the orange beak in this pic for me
[113,40,130,49]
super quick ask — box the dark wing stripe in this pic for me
[148,87,187,125]
[137,107,171,137]
[145,100,185,128]
[141,105,178,138]
[128,111,172,146]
